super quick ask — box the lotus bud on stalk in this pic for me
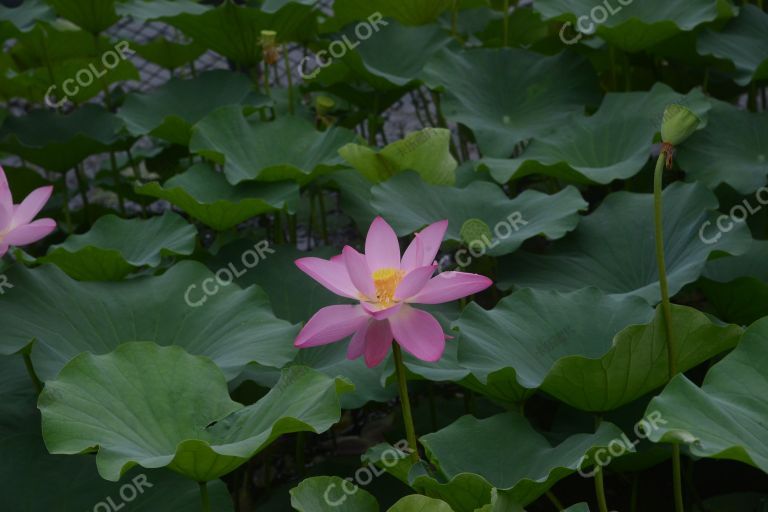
[660,104,701,169]
[315,95,336,128]
[260,30,280,65]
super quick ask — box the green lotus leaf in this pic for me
[389,495,456,511]
[480,84,711,184]
[697,5,768,86]
[136,163,299,231]
[534,0,726,52]
[499,182,752,302]
[118,70,261,145]
[678,99,768,194]
[645,316,768,473]
[7,24,140,104]
[165,0,317,67]
[116,0,209,20]
[190,106,357,184]
[337,21,452,88]
[0,261,298,380]
[131,37,206,72]
[339,128,457,185]
[414,413,624,509]
[332,0,452,26]
[421,48,600,157]
[289,476,379,511]
[35,212,196,280]
[0,104,125,172]
[39,344,352,482]
[456,288,741,411]
[0,354,235,512]
[699,240,768,325]
[0,0,54,35]
[369,171,587,256]
[47,0,118,33]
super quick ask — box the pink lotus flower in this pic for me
[0,166,56,258]
[295,217,492,367]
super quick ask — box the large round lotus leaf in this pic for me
[332,0,452,27]
[421,48,600,157]
[47,0,118,33]
[0,0,54,35]
[132,38,206,70]
[499,182,752,302]
[289,476,379,511]
[136,163,299,231]
[699,241,768,325]
[645,317,768,473]
[388,495,455,511]
[118,71,258,145]
[481,84,711,185]
[414,413,624,508]
[339,128,457,185]
[6,25,139,104]
[116,0,209,20]
[35,212,196,280]
[697,5,768,86]
[165,0,317,67]
[0,355,234,512]
[0,261,298,380]
[369,171,586,256]
[39,344,352,482]
[336,21,452,88]
[534,0,726,52]
[456,288,741,411]
[677,99,768,194]
[190,106,357,184]
[0,104,125,171]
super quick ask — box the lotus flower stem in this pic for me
[283,47,295,115]
[317,191,329,243]
[545,490,564,510]
[594,467,609,512]
[593,415,609,512]
[61,173,73,233]
[125,147,148,218]
[392,343,420,464]
[198,481,210,512]
[652,150,685,512]
[502,0,510,47]
[108,150,126,215]
[74,163,91,224]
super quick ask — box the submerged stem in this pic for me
[653,150,685,512]
[392,343,420,464]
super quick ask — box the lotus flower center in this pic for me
[372,268,404,306]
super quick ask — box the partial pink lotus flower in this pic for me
[0,166,56,258]
[295,217,492,367]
